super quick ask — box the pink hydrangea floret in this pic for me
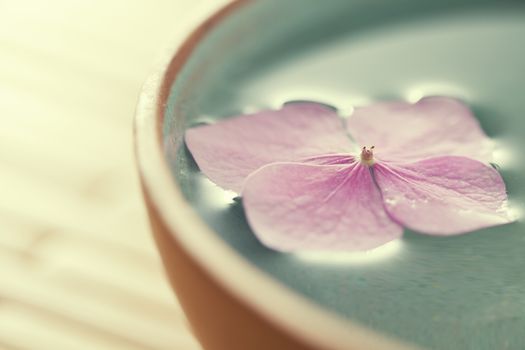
[185,97,514,252]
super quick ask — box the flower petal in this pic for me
[242,162,402,252]
[346,97,493,163]
[374,156,514,235]
[185,103,354,193]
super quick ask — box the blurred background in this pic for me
[0,1,226,349]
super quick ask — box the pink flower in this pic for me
[185,97,514,252]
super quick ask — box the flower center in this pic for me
[360,146,375,166]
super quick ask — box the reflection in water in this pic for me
[507,200,524,223]
[242,105,264,114]
[405,82,470,103]
[294,239,403,265]
[267,87,369,117]
[492,138,516,170]
[199,179,237,208]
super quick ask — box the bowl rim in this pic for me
[134,1,415,349]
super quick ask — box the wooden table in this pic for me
[0,1,219,348]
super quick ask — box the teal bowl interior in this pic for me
[163,1,525,349]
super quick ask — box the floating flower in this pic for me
[185,97,514,251]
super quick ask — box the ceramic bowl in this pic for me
[135,1,525,349]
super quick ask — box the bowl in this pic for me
[135,1,525,349]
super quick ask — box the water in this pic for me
[172,4,525,349]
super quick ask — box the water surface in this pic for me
[174,5,525,349]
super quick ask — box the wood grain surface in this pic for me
[0,1,219,348]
